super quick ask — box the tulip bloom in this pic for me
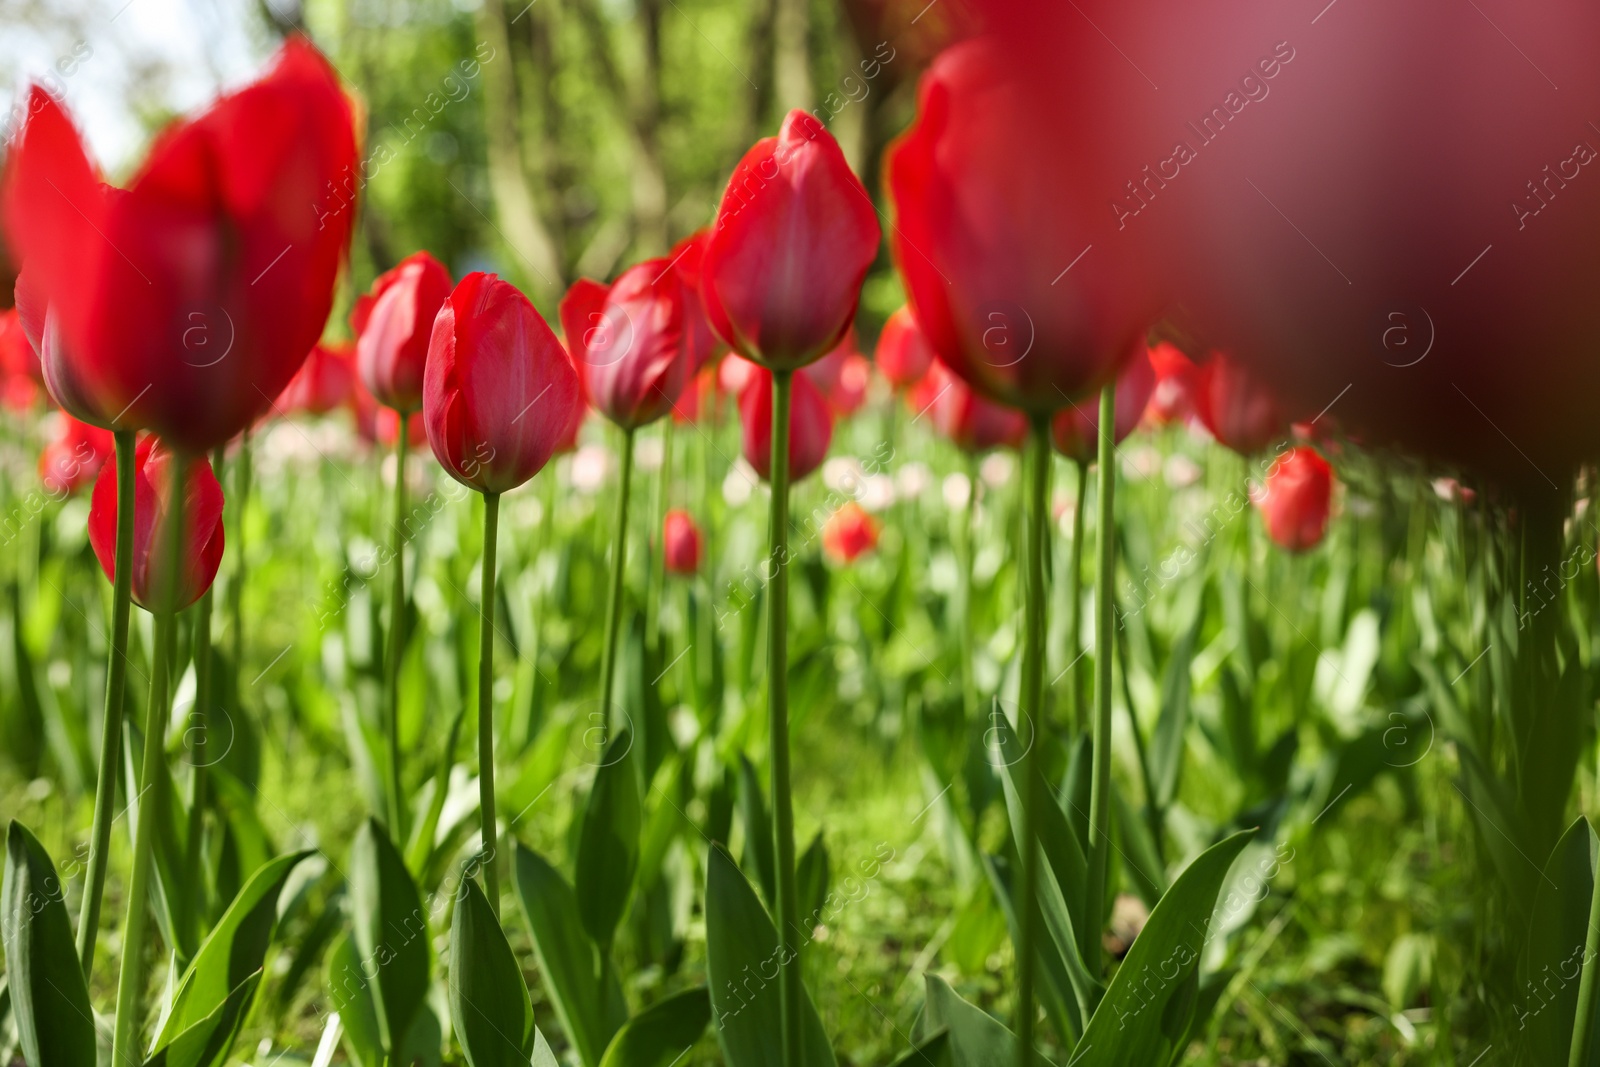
[2,39,358,452]
[718,353,759,399]
[1144,342,1200,427]
[663,509,703,575]
[1194,351,1289,456]
[913,358,1027,454]
[802,330,871,416]
[0,307,42,410]
[1051,344,1157,463]
[822,502,880,563]
[702,110,881,371]
[1255,446,1334,552]
[875,306,935,391]
[738,365,833,482]
[355,251,454,415]
[40,415,114,496]
[887,39,1158,415]
[87,439,224,613]
[277,341,354,416]
[559,258,690,430]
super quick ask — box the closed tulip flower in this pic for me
[355,251,453,414]
[1255,446,1334,552]
[1194,351,1289,456]
[88,438,224,613]
[738,364,832,482]
[1051,343,1157,463]
[1144,342,1200,427]
[2,39,357,452]
[278,341,354,416]
[663,509,703,575]
[887,39,1159,415]
[875,306,935,391]
[702,110,881,371]
[559,258,689,430]
[423,273,582,494]
[669,230,725,372]
[822,502,880,563]
[40,415,114,496]
[913,358,1027,454]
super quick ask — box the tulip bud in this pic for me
[1255,446,1335,552]
[356,251,454,414]
[1051,343,1157,463]
[822,502,880,564]
[88,438,225,613]
[875,306,935,391]
[703,110,881,371]
[802,330,871,417]
[423,273,583,494]
[278,341,355,416]
[559,258,690,430]
[40,415,113,496]
[1194,351,1289,456]
[911,358,1027,454]
[738,365,833,482]
[663,509,703,575]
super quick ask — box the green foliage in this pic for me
[2,822,95,1067]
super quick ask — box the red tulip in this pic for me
[669,230,725,372]
[1255,446,1334,552]
[1194,352,1289,456]
[912,357,1027,454]
[822,502,880,563]
[875,306,935,390]
[738,365,833,482]
[355,251,453,414]
[1143,342,1199,427]
[886,38,1160,416]
[278,341,354,416]
[670,365,718,425]
[423,273,582,494]
[40,415,114,496]
[2,39,358,450]
[1050,343,1157,463]
[559,258,689,430]
[88,438,225,612]
[718,353,759,399]
[702,110,881,371]
[663,509,703,575]
[802,329,871,416]
[0,308,41,385]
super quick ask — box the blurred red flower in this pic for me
[1194,352,1289,456]
[278,341,355,416]
[1255,446,1334,552]
[88,438,224,612]
[40,414,113,496]
[2,38,357,451]
[875,306,935,391]
[738,364,833,482]
[560,258,690,430]
[802,329,871,417]
[1143,342,1199,427]
[668,229,726,373]
[1050,342,1157,463]
[663,509,703,575]
[823,502,880,563]
[911,357,1026,454]
[703,110,880,371]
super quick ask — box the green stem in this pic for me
[1084,382,1118,979]
[230,431,250,681]
[1068,459,1088,736]
[182,445,223,937]
[112,447,189,1067]
[599,427,636,726]
[1570,817,1600,1066]
[954,453,978,726]
[767,370,802,1067]
[1013,416,1051,1067]
[647,421,674,658]
[75,429,137,976]
[385,413,411,835]
[477,491,502,916]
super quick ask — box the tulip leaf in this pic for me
[151,849,311,1054]
[1149,595,1203,809]
[575,728,641,950]
[327,932,383,1067]
[1522,817,1598,1066]
[513,843,622,1067]
[914,974,1040,1067]
[888,1030,951,1067]
[449,875,535,1067]
[2,821,95,1067]
[123,719,198,965]
[349,817,430,1058]
[705,844,836,1067]
[797,832,829,934]
[982,854,1082,1047]
[1075,830,1255,1064]
[597,987,711,1067]
[143,971,260,1067]
[738,755,777,907]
